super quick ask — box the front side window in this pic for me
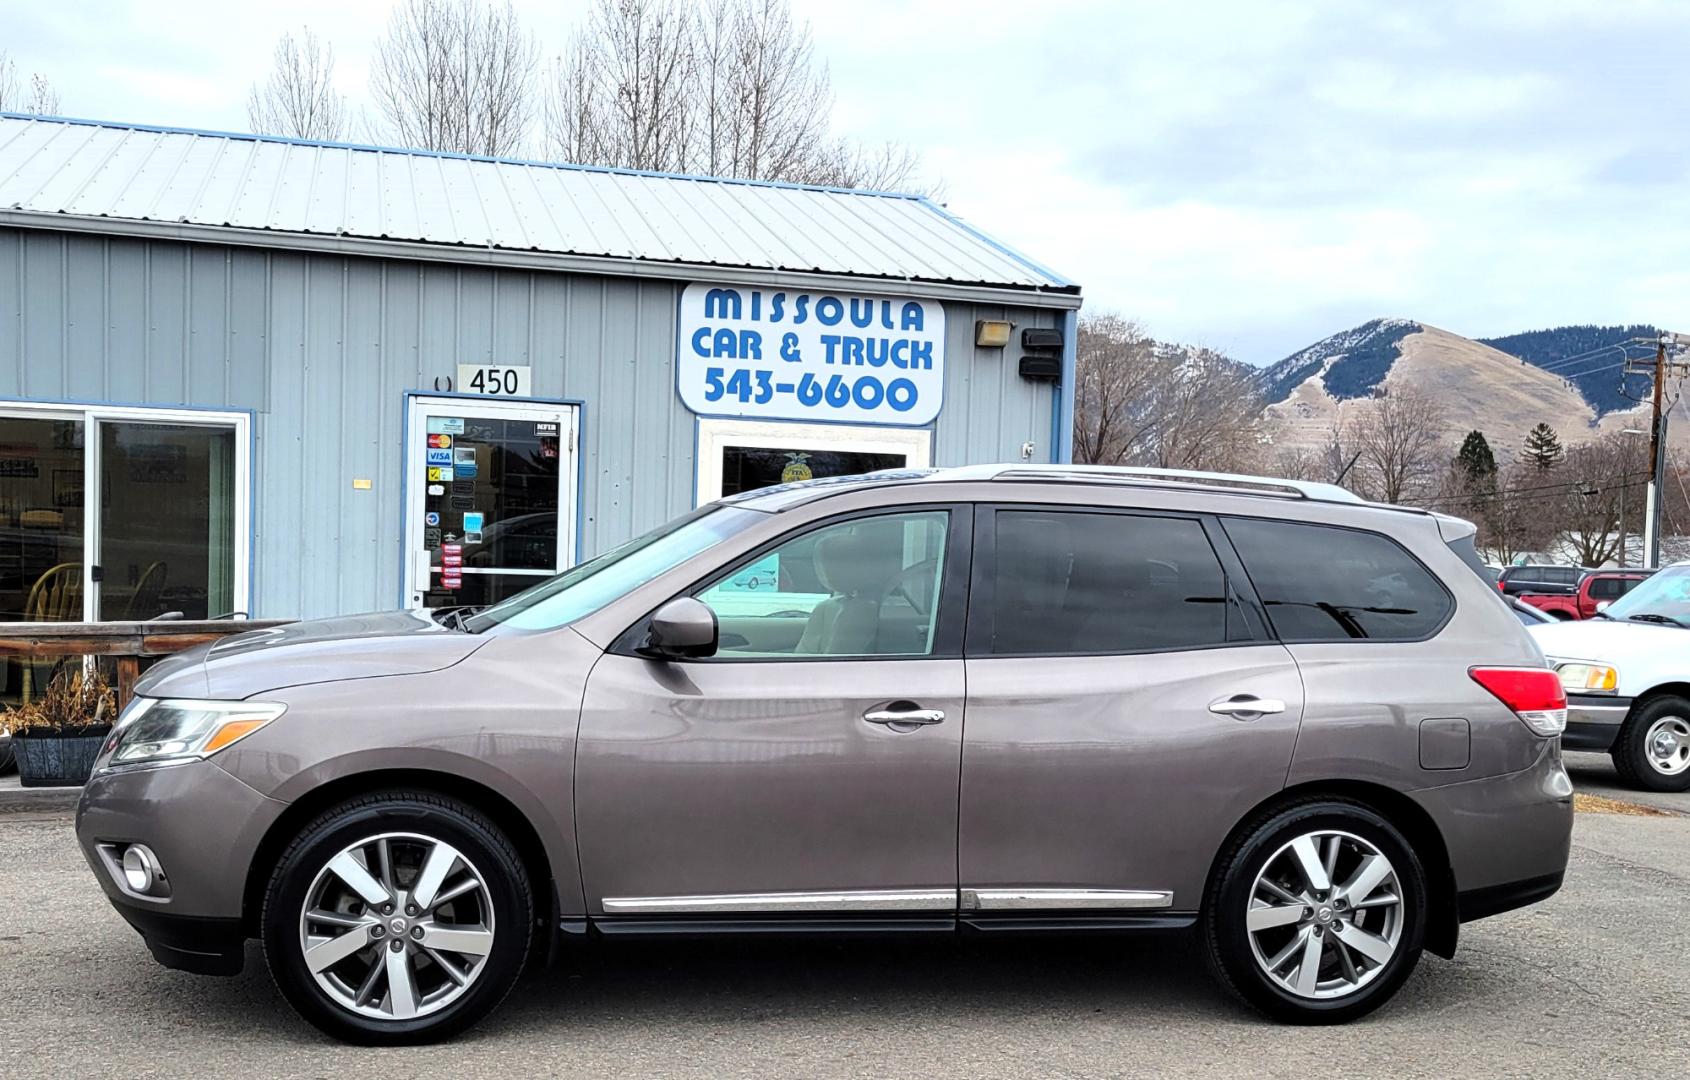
[1602,565,1690,625]
[1224,518,1451,642]
[696,510,949,657]
[983,510,1232,655]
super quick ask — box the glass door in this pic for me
[405,397,578,610]
[0,413,85,622]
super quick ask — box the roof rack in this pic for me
[977,465,1365,504]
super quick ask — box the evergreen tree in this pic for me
[1456,430,1497,485]
[1523,423,1564,470]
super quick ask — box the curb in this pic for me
[0,778,81,814]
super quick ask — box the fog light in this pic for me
[121,845,161,894]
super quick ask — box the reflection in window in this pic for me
[698,511,949,657]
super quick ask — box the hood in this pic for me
[137,610,489,700]
[1526,617,1686,663]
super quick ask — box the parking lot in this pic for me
[0,752,1684,1080]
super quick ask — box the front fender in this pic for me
[213,629,598,915]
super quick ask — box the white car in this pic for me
[1528,562,1690,792]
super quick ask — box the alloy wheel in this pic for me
[298,831,496,1020]
[1645,716,1690,776]
[1245,829,1404,1000]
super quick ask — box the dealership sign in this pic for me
[676,283,946,426]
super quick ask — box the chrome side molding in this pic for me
[961,888,1174,911]
[601,889,956,914]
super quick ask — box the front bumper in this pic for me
[76,758,287,974]
[1562,694,1633,752]
[1411,740,1574,923]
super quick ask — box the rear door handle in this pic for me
[863,707,946,731]
[1209,695,1286,718]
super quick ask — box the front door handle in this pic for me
[1209,695,1286,718]
[863,706,945,732]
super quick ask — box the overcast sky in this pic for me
[7,0,1687,364]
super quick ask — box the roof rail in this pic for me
[984,465,1365,504]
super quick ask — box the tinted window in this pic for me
[985,511,1231,655]
[1225,518,1452,642]
[1551,567,1582,585]
[697,511,948,657]
[1588,577,1624,599]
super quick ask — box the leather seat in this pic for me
[796,527,902,655]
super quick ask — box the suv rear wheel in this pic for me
[1203,799,1427,1023]
[260,791,533,1044]
[1612,695,1690,792]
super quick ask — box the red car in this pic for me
[1518,569,1656,620]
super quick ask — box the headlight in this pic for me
[1554,662,1619,694]
[101,698,285,769]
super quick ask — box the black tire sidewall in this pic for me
[1206,801,1427,1024]
[261,793,532,1045]
[1616,696,1690,792]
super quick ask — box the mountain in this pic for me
[1478,325,1658,417]
[1257,320,1615,458]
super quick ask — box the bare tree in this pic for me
[0,53,61,114]
[546,0,695,171]
[1549,436,1650,567]
[1072,313,1261,472]
[543,0,925,189]
[371,0,539,157]
[247,29,347,141]
[1345,386,1445,505]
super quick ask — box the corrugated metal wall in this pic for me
[0,226,1060,618]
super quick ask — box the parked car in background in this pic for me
[1519,569,1656,621]
[1496,564,1588,598]
[1529,562,1690,791]
[75,466,1573,1043]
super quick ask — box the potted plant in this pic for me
[2,669,116,787]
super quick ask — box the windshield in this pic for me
[1602,564,1690,625]
[464,505,761,632]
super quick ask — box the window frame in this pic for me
[0,398,253,625]
[609,502,974,662]
[1219,515,1456,645]
[964,503,1272,660]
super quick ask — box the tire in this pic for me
[261,790,533,1044]
[1611,695,1690,793]
[1202,799,1427,1024]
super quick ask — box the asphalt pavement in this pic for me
[1,786,1687,1080]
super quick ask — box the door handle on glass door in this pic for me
[863,707,945,730]
[1208,696,1286,718]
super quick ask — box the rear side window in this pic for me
[1551,567,1581,585]
[984,510,1232,655]
[1224,518,1452,642]
[1588,577,1623,599]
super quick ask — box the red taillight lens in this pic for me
[1469,666,1567,736]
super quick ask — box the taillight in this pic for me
[1470,666,1567,737]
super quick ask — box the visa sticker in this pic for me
[426,448,453,466]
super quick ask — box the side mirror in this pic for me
[1595,600,1611,612]
[640,597,718,659]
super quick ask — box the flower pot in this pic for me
[12,727,110,787]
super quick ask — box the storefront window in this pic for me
[0,416,86,622]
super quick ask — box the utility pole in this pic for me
[1629,333,1690,567]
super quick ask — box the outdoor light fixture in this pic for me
[1018,326,1065,380]
[975,320,1013,348]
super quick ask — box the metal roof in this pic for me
[0,114,1076,298]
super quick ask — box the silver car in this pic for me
[75,466,1573,1043]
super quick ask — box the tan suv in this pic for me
[76,466,1574,1043]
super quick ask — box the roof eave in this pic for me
[0,208,1083,309]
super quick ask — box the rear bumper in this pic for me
[1563,695,1632,752]
[1410,742,1573,921]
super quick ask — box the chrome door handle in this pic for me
[1209,696,1286,718]
[863,708,945,729]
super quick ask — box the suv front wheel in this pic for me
[260,791,533,1044]
[1203,799,1427,1023]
